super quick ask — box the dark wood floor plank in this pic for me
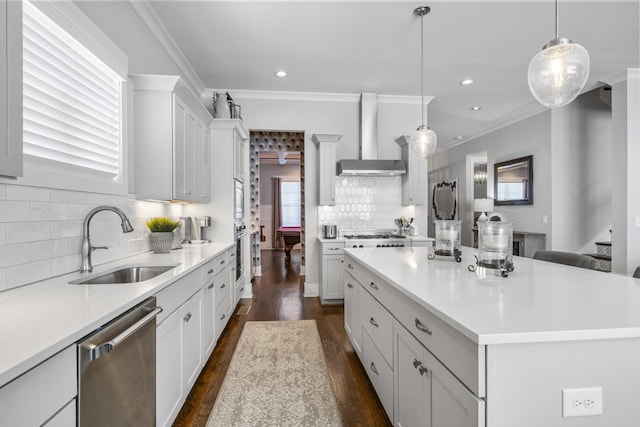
[172,249,391,427]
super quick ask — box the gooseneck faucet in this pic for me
[81,206,134,273]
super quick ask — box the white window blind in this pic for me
[280,181,301,227]
[22,1,123,179]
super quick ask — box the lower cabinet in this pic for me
[395,321,485,427]
[0,345,77,427]
[319,241,345,303]
[344,269,362,359]
[157,290,203,427]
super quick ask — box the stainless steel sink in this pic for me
[71,264,178,285]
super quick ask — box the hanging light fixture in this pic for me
[527,0,590,108]
[410,5,437,159]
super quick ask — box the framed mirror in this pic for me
[432,180,457,220]
[494,155,533,206]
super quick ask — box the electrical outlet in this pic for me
[562,387,603,417]
[542,215,548,224]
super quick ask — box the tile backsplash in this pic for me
[318,176,414,233]
[0,183,182,291]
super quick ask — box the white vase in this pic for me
[149,232,174,253]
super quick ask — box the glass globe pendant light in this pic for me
[527,0,590,108]
[410,5,437,159]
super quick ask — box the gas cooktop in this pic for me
[342,233,405,240]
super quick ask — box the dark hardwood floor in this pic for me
[172,249,391,427]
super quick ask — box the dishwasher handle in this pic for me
[83,306,163,361]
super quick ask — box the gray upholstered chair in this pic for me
[633,267,640,278]
[532,250,596,270]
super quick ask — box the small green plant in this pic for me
[489,215,502,222]
[146,217,179,232]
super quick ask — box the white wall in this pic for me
[551,89,612,253]
[429,111,552,247]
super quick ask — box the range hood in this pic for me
[336,93,406,176]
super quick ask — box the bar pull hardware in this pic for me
[369,282,379,290]
[347,282,353,289]
[82,306,163,361]
[413,359,422,369]
[369,317,379,328]
[207,268,214,274]
[370,362,379,375]
[415,318,433,335]
[184,312,192,322]
[418,366,429,376]
[221,283,226,289]
[220,259,225,265]
[220,314,226,320]
[348,264,354,270]
[207,283,214,289]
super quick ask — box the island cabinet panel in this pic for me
[395,321,485,427]
[486,338,640,427]
[344,269,363,359]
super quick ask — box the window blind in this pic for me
[22,1,122,178]
[280,181,301,227]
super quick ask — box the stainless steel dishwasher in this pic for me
[78,297,162,426]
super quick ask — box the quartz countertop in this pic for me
[0,242,233,388]
[344,246,640,345]
[316,235,434,243]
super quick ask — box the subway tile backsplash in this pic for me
[0,183,182,292]
[318,176,414,233]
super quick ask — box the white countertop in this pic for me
[344,246,640,345]
[316,235,434,243]
[0,242,233,388]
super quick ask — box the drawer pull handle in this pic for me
[220,314,226,320]
[418,366,429,376]
[369,282,379,290]
[184,312,192,322]
[207,268,214,274]
[348,264,354,270]
[370,362,379,376]
[347,282,353,289]
[415,319,433,335]
[221,283,226,289]
[369,317,379,328]
[413,359,422,369]
[207,283,214,289]
[220,259,226,265]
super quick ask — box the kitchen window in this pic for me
[15,0,128,194]
[280,180,301,227]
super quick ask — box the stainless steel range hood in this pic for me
[336,93,406,176]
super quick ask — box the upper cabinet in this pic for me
[131,75,213,202]
[396,136,427,206]
[233,128,246,183]
[0,0,23,178]
[313,134,342,206]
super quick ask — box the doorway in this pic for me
[249,131,305,276]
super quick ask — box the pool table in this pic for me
[277,226,301,262]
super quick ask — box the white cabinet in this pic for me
[0,345,76,427]
[395,321,485,427]
[202,277,216,358]
[344,269,363,359]
[233,129,246,183]
[131,75,212,202]
[319,241,345,303]
[396,136,427,206]
[0,0,22,178]
[156,290,203,427]
[312,134,342,206]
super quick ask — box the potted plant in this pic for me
[147,217,179,253]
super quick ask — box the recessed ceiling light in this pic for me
[274,70,288,78]
[460,79,474,86]
[471,106,482,111]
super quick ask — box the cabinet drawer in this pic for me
[361,284,394,367]
[214,272,230,307]
[343,255,362,284]
[323,243,344,255]
[393,293,485,397]
[204,251,228,280]
[156,267,203,324]
[0,345,76,426]
[362,330,393,422]
[360,266,396,310]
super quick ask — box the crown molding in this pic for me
[128,0,205,95]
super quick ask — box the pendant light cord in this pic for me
[420,11,425,127]
[555,0,559,39]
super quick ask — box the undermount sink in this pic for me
[71,264,178,285]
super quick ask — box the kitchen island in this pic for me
[344,246,640,427]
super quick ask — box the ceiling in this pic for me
[148,1,639,150]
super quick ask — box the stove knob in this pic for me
[352,245,358,248]
[359,245,364,248]
[376,244,381,248]
[401,244,405,247]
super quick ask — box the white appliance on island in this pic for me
[344,246,640,426]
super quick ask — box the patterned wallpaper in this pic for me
[249,131,305,268]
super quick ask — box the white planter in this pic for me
[149,232,174,253]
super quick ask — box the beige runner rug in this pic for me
[206,320,343,427]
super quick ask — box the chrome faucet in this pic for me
[81,206,134,273]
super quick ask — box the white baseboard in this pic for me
[303,281,319,297]
[300,265,306,275]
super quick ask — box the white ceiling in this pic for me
[148,1,639,149]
